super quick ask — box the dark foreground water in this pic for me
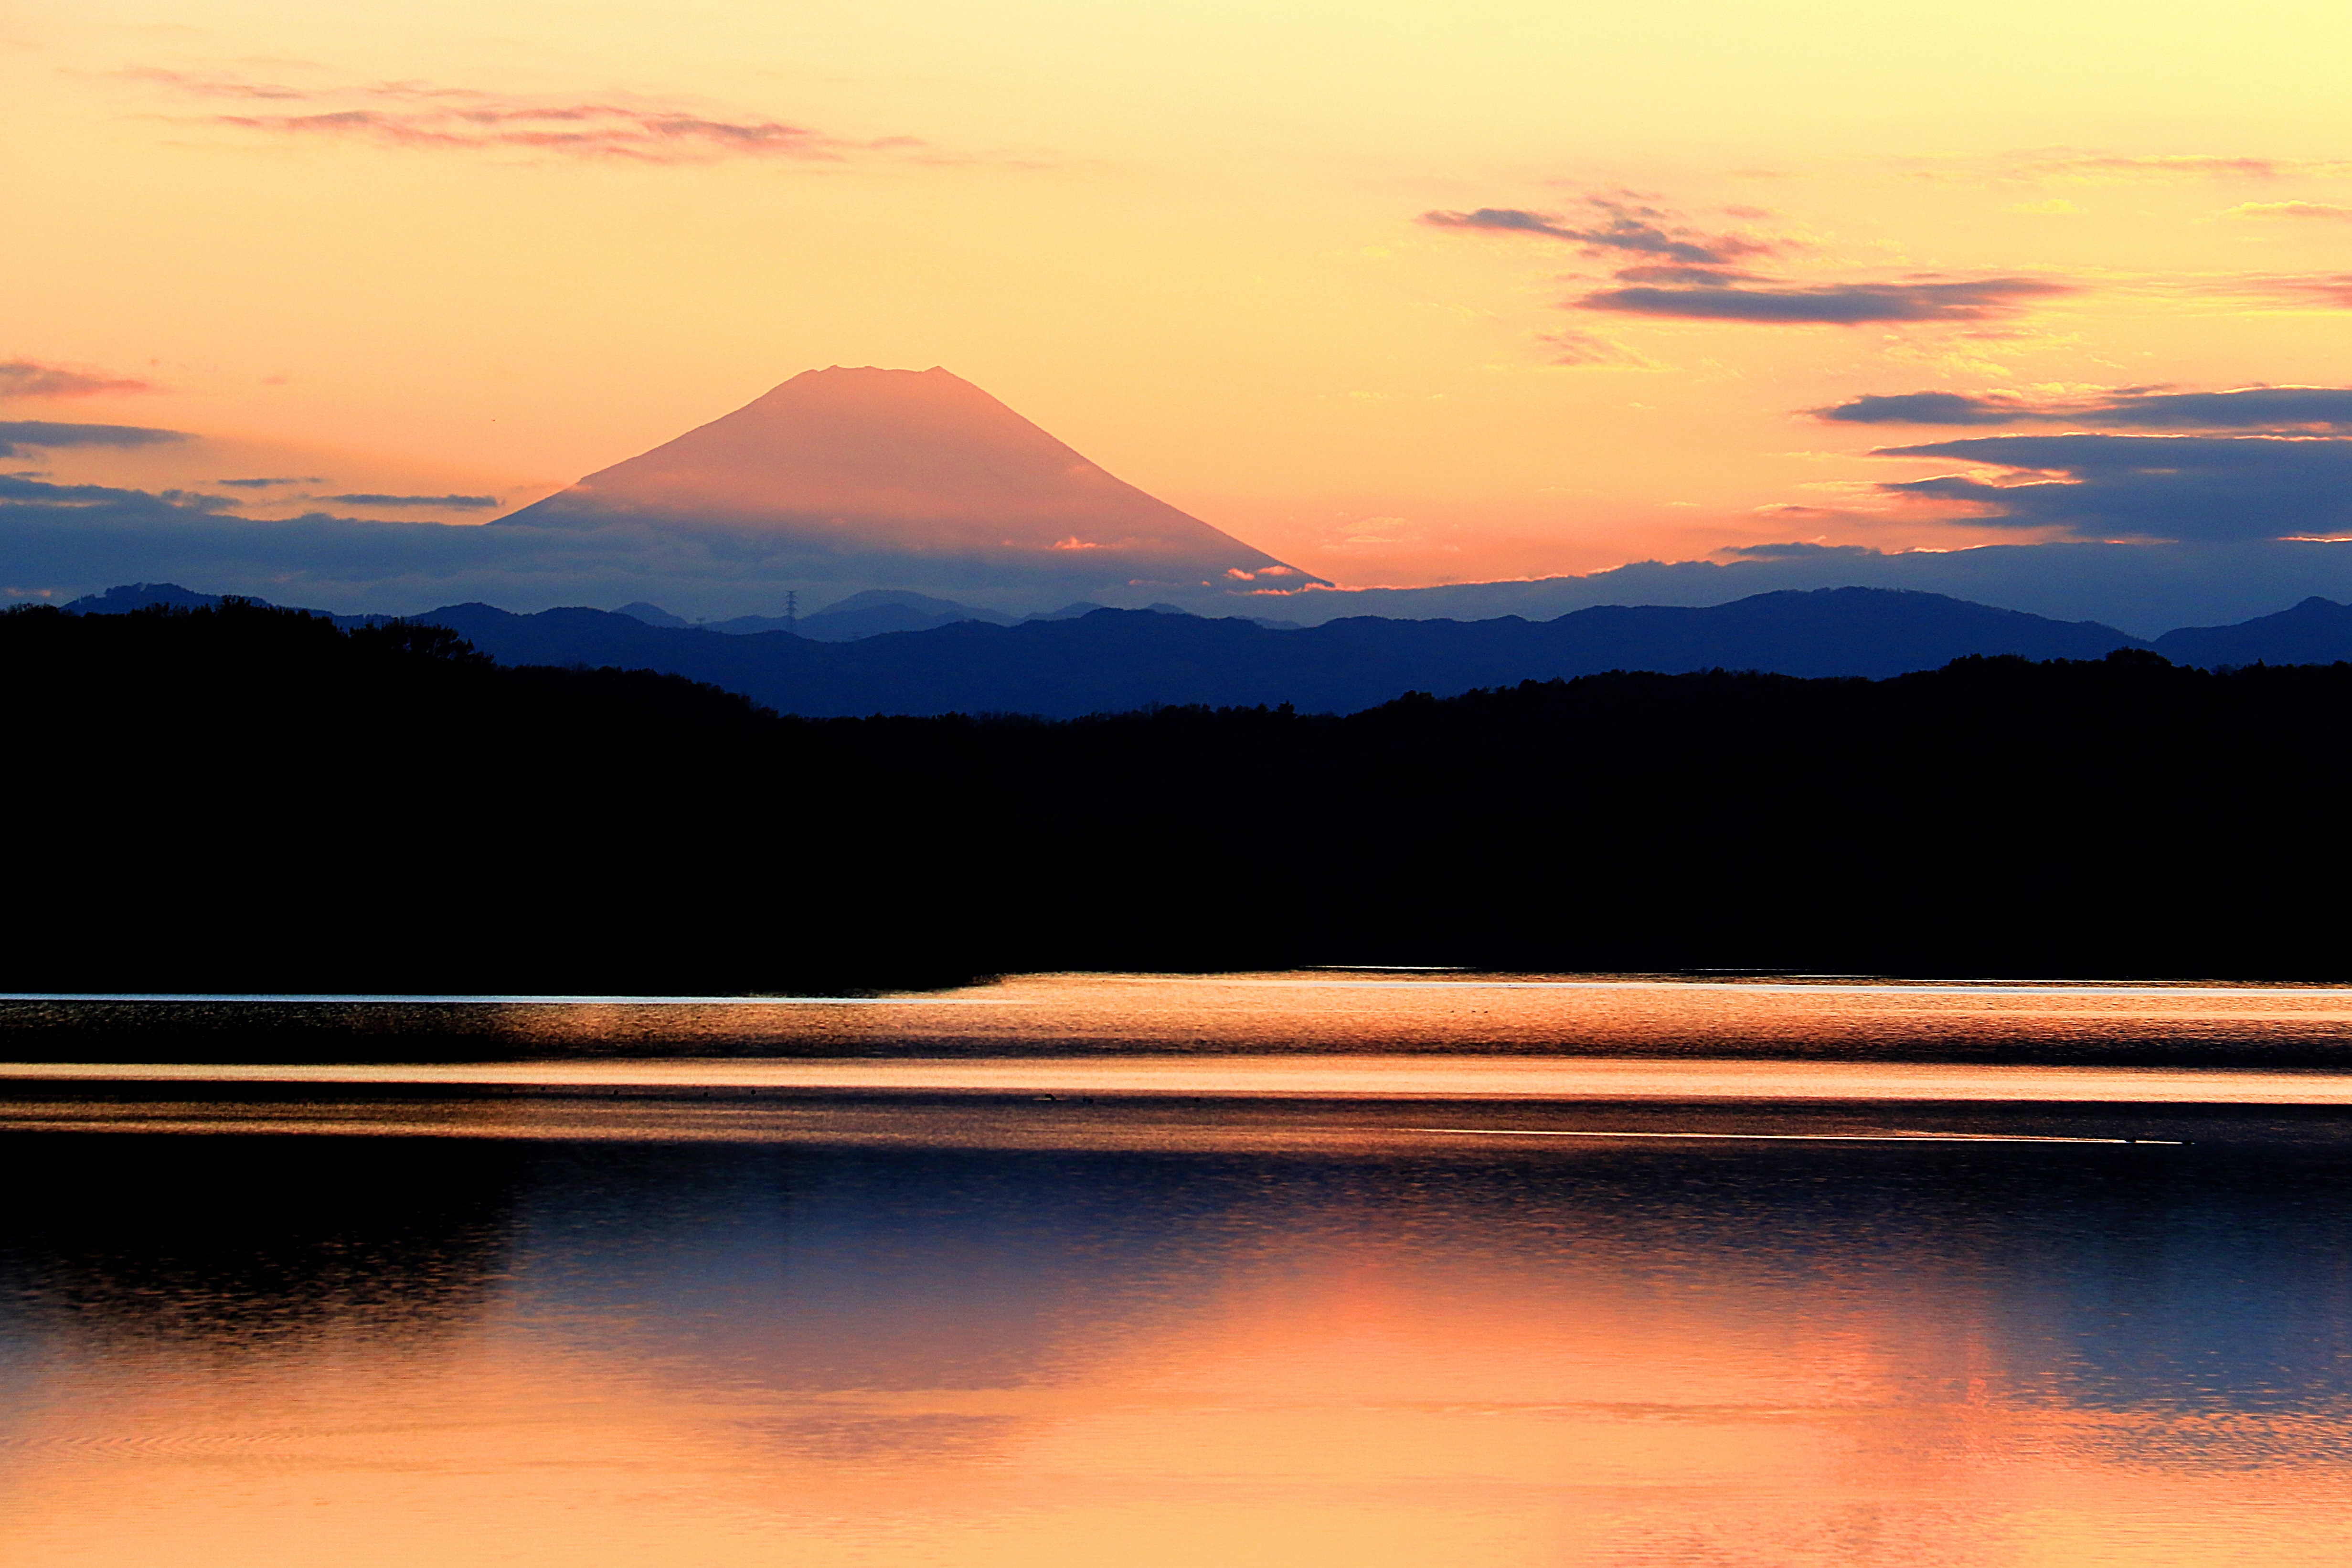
[5,1124,2352,1567]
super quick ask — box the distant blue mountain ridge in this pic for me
[52,581,2352,719]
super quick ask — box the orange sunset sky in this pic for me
[6,0,2352,598]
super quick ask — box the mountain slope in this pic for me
[493,365,1322,604]
[2153,597,2352,667]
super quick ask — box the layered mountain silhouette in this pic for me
[493,366,1322,604]
[70,582,2352,717]
[706,589,1018,641]
[613,587,1301,640]
[400,587,2146,717]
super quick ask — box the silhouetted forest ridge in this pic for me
[12,599,2352,988]
[68,581,2352,717]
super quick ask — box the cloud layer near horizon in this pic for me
[0,420,188,458]
[1819,385,2352,429]
[11,469,2352,636]
[1876,433,2352,542]
[0,473,1301,616]
[1797,384,2352,542]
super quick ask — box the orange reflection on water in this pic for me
[4,1133,2351,1566]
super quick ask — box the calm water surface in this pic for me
[5,975,2352,1565]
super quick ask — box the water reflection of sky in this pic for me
[5,1131,2352,1565]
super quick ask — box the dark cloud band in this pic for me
[1580,278,2065,323]
[1876,433,2352,542]
[1817,392,2030,425]
[1820,385,2352,429]
[321,493,500,509]
[0,474,1307,612]
[13,471,2352,640]
[0,421,188,457]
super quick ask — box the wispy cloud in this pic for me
[218,475,325,488]
[0,420,188,457]
[2180,272,2352,311]
[1419,196,1770,267]
[2225,201,2352,222]
[1578,277,2065,324]
[1537,330,1658,368]
[220,106,876,163]
[1814,391,2034,426]
[1816,384,2352,430]
[2264,274,2352,307]
[1421,192,2063,329]
[112,65,310,102]
[1719,541,1879,561]
[0,474,231,513]
[0,359,157,399]
[120,67,928,166]
[1607,264,1763,286]
[320,492,499,509]
[2018,153,2352,182]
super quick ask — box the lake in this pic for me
[4,975,2351,1566]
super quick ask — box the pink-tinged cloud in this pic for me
[2226,201,2352,222]
[1538,330,1654,368]
[124,69,924,166]
[108,66,309,102]
[0,359,158,399]
[2255,274,2352,308]
[2022,154,2348,180]
[1577,277,2065,324]
[216,104,868,163]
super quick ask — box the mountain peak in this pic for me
[499,367,1322,604]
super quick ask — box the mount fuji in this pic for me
[495,366,1322,608]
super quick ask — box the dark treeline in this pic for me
[9,599,2349,989]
